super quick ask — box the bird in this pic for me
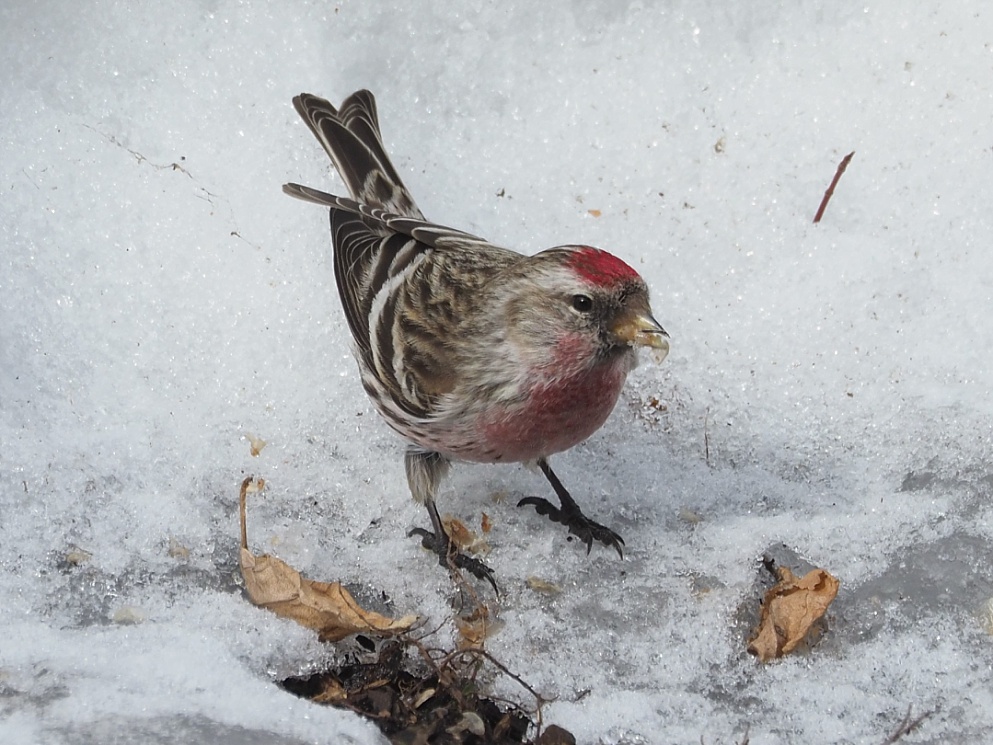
[283,90,669,590]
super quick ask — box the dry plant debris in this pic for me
[281,641,538,744]
[813,151,856,223]
[525,576,562,596]
[534,725,576,745]
[238,476,416,642]
[443,515,491,555]
[63,545,92,568]
[748,563,840,662]
[455,605,505,650]
[167,536,191,561]
[880,705,937,744]
[244,431,267,457]
[238,476,571,742]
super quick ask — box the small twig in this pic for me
[83,122,246,236]
[442,648,552,708]
[408,616,455,649]
[703,409,711,468]
[239,477,250,550]
[402,633,550,736]
[813,151,855,223]
[82,123,193,176]
[448,648,551,735]
[881,705,936,744]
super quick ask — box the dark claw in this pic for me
[517,496,625,559]
[408,527,499,595]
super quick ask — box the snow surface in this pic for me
[3,1,993,742]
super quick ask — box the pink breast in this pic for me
[475,355,631,463]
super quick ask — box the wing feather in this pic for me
[284,92,522,425]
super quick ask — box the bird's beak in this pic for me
[612,311,670,362]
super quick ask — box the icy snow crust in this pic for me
[2,1,993,742]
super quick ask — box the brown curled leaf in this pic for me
[239,476,416,642]
[748,566,840,662]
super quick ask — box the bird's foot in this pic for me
[517,497,625,558]
[408,527,499,594]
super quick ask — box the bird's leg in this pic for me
[518,458,625,558]
[409,499,498,593]
[404,448,498,593]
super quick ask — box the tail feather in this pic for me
[282,182,492,251]
[291,91,424,219]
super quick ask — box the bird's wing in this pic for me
[285,183,517,419]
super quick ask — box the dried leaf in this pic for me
[526,576,562,596]
[442,515,490,555]
[412,687,437,708]
[480,512,493,534]
[64,546,92,567]
[312,678,348,704]
[245,432,267,457]
[444,516,474,549]
[537,725,578,745]
[239,549,416,641]
[112,606,145,625]
[748,566,839,662]
[167,536,190,561]
[239,477,416,642]
[455,606,502,649]
[448,711,486,737]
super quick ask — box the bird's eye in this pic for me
[571,294,593,313]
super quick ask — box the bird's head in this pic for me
[503,245,669,372]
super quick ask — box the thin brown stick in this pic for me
[441,648,553,708]
[239,477,251,550]
[813,151,855,223]
[880,705,936,744]
[445,648,551,735]
[402,634,550,736]
[703,410,711,468]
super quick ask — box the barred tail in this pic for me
[291,91,424,219]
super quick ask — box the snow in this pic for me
[2,0,993,742]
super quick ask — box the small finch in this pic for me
[284,91,669,589]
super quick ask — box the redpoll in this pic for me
[284,91,669,590]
